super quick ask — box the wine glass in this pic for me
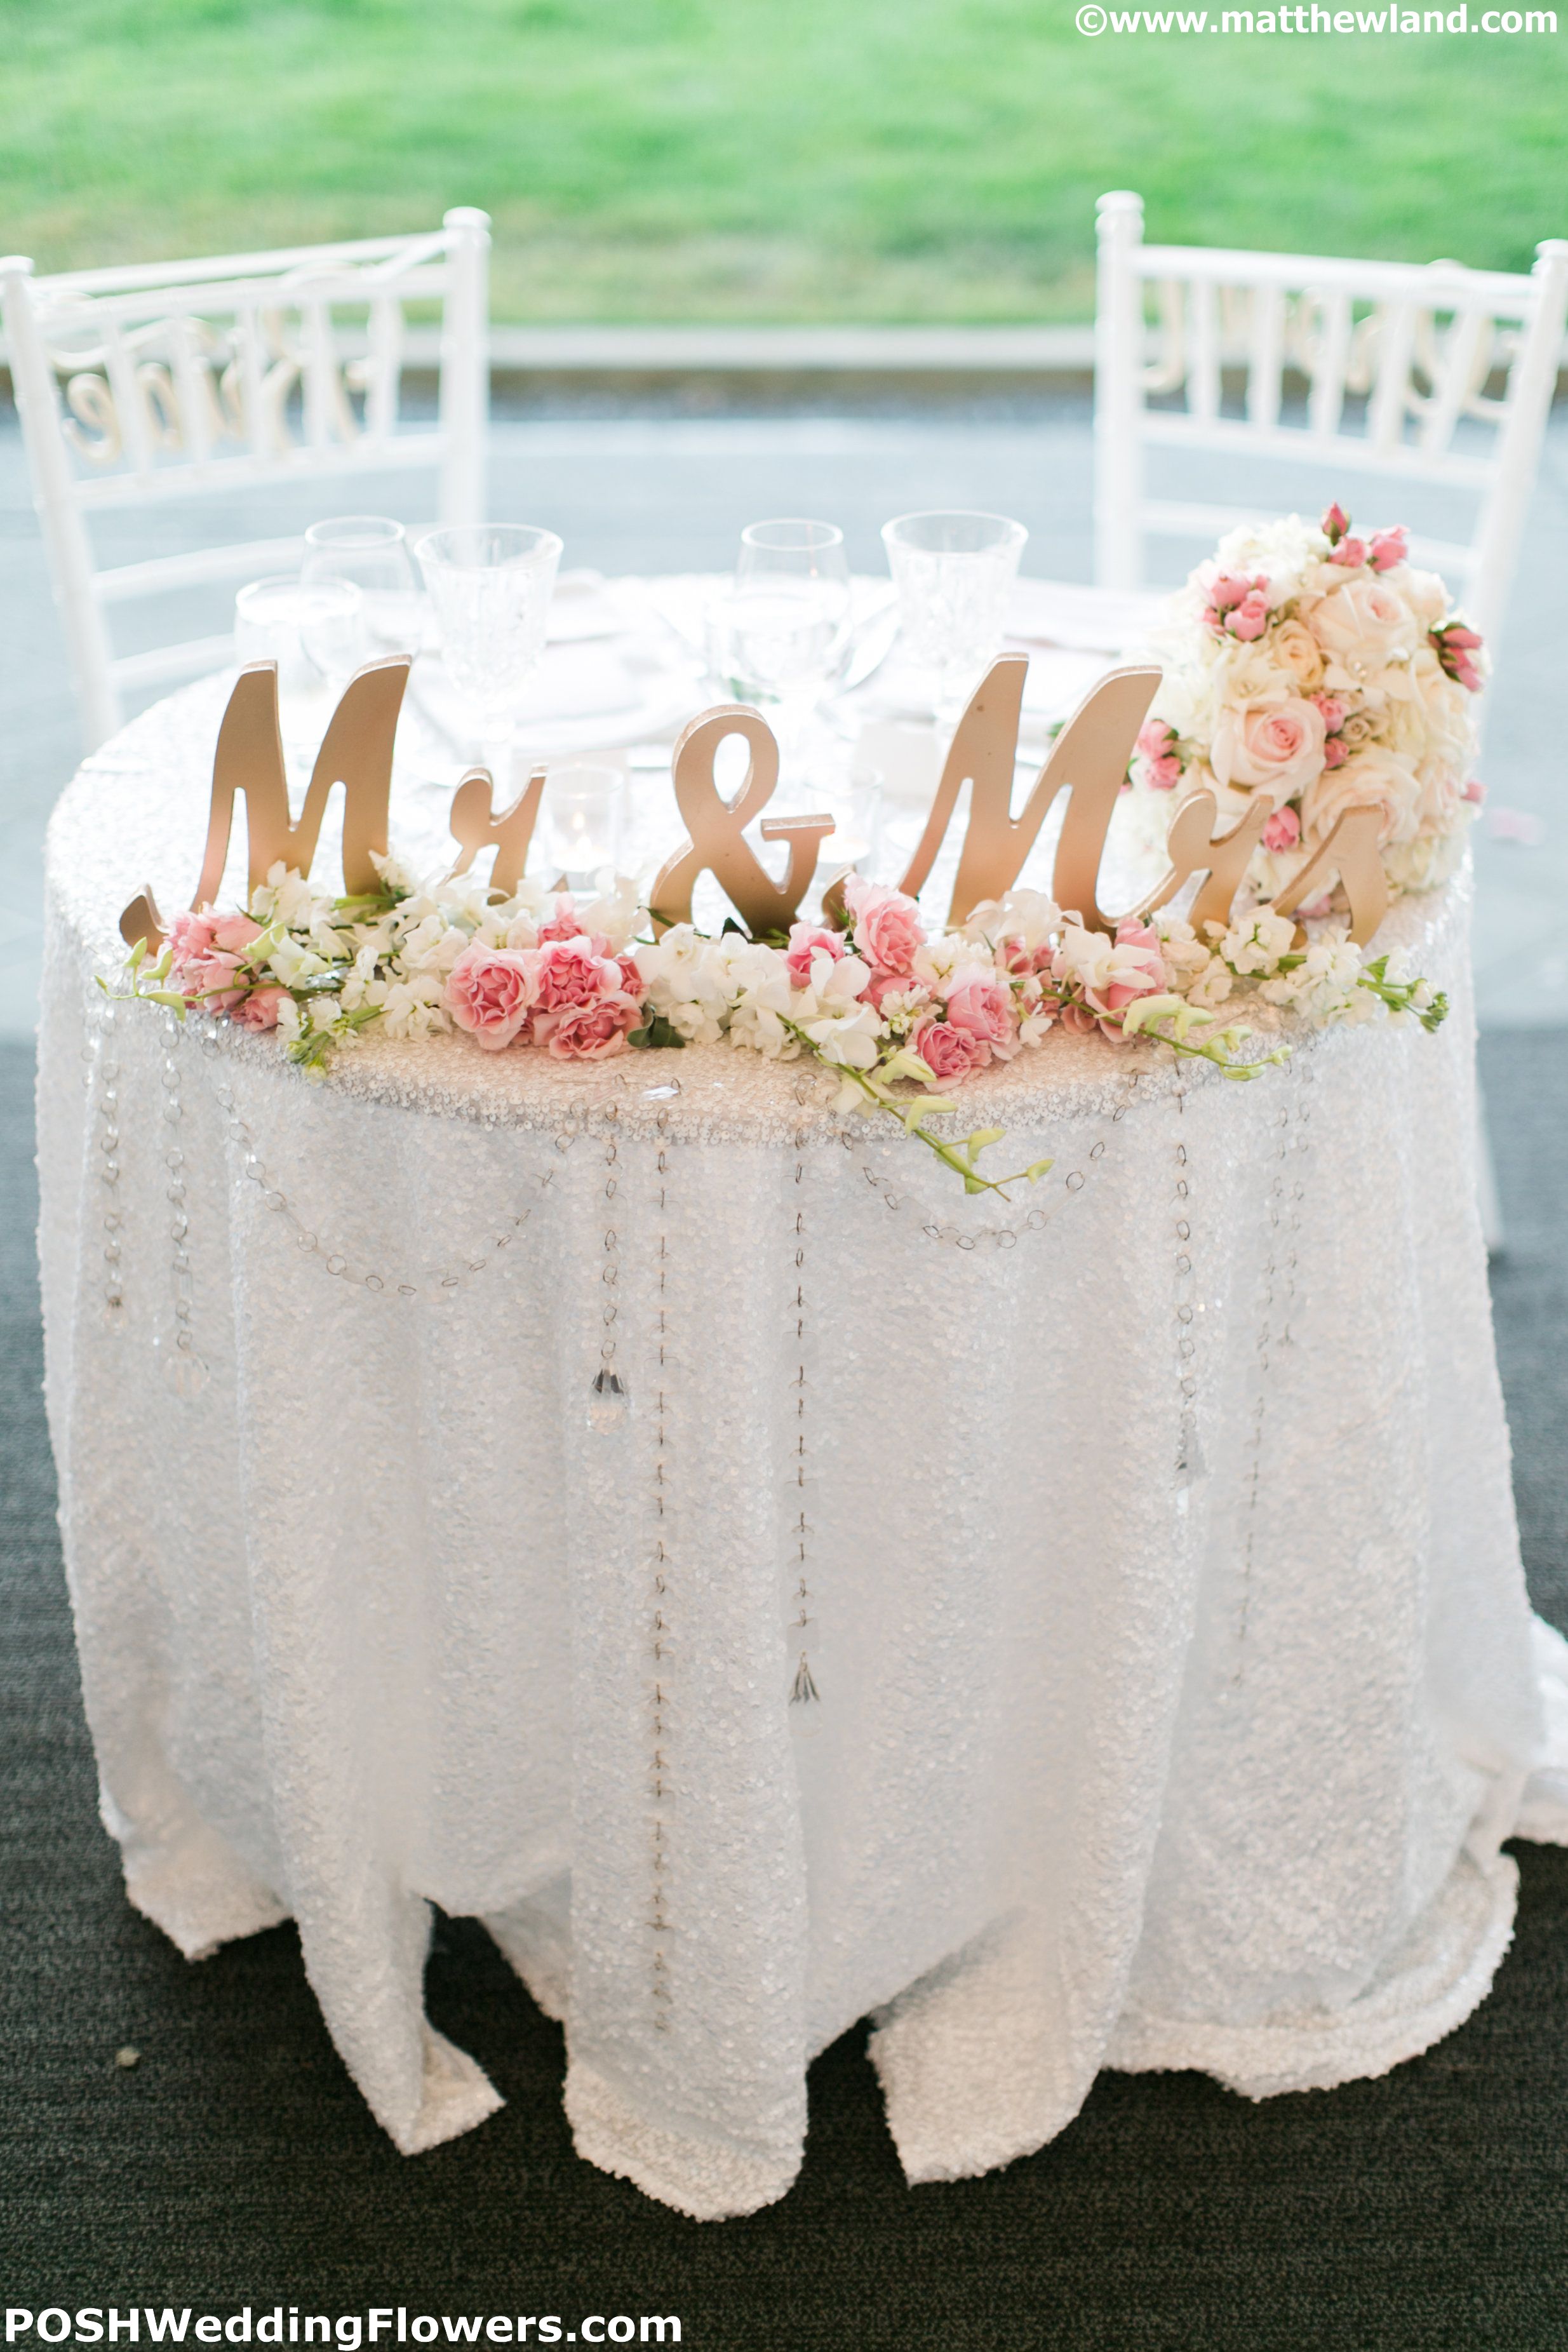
[881,511,1028,726]
[706,520,852,785]
[302,516,423,659]
[415,524,563,783]
[234,575,363,766]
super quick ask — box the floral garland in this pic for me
[114,858,1444,1200]
[1129,502,1485,904]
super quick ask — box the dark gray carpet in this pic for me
[4,1033,1568,2349]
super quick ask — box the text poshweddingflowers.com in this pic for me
[3,2316,680,2348]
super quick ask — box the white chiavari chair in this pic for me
[1086,193,1567,1258]
[1,208,490,750]
[1091,189,1568,666]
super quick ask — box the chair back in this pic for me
[1092,190,1568,657]
[1,208,490,748]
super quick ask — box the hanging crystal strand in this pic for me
[648,1103,675,2031]
[787,1110,820,1710]
[1233,1059,1310,1677]
[589,1105,628,1428]
[1172,1085,1202,1499]
[159,1016,207,1397]
[90,998,127,1329]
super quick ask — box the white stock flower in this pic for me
[578,875,643,951]
[265,933,329,988]
[1220,910,1297,977]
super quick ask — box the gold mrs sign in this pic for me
[120,654,1388,956]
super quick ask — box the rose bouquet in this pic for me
[114,857,1444,1199]
[1130,503,1487,906]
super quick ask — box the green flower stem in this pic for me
[776,1016,1053,1199]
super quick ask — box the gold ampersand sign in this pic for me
[648,705,836,937]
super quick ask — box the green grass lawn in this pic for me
[1,0,1564,320]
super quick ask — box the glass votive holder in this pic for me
[545,762,625,889]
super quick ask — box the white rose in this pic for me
[1301,748,1423,847]
[1303,577,1419,670]
[1402,568,1449,629]
[1268,618,1325,689]
[1210,696,1327,805]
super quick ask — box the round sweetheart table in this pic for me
[37,673,1568,2222]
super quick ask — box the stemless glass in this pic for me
[234,575,363,766]
[881,511,1028,725]
[707,520,852,776]
[301,516,423,658]
[415,523,563,778]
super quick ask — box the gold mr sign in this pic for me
[119,652,1389,955]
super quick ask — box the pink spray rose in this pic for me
[230,986,292,1032]
[785,923,846,986]
[1327,534,1368,568]
[1431,621,1485,694]
[842,877,925,977]
[1322,501,1351,544]
[445,943,535,1051]
[908,1014,990,1084]
[1369,527,1409,572]
[1262,804,1302,853]
[1135,718,1183,790]
[1203,574,1271,640]
[542,991,644,1060]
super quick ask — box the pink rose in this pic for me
[866,967,920,1010]
[1058,1001,1099,1037]
[528,936,619,1013]
[168,906,262,1011]
[1311,692,1346,733]
[1228,589,1270,641]
[211,913,262,956]
[1370,527,1409,572]
[908,1015,989,1083]
[168,908,220,964]
[944,975,1015,1049]
[1322,737,1348,770]
[1327,535,1367,568]
[1262,804,1301,852]
[231,986,291,1032]
[843,877,925,977]
[537,897,586,943]
[1210,697,1327,805]
[540,991,643,1060]
[786,924,845,986]
[446,942,535,1051]
[1322,501,1351,543]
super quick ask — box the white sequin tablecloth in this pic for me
[36,679,1568,2221]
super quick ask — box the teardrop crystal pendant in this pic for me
[588,1365,629,1432]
